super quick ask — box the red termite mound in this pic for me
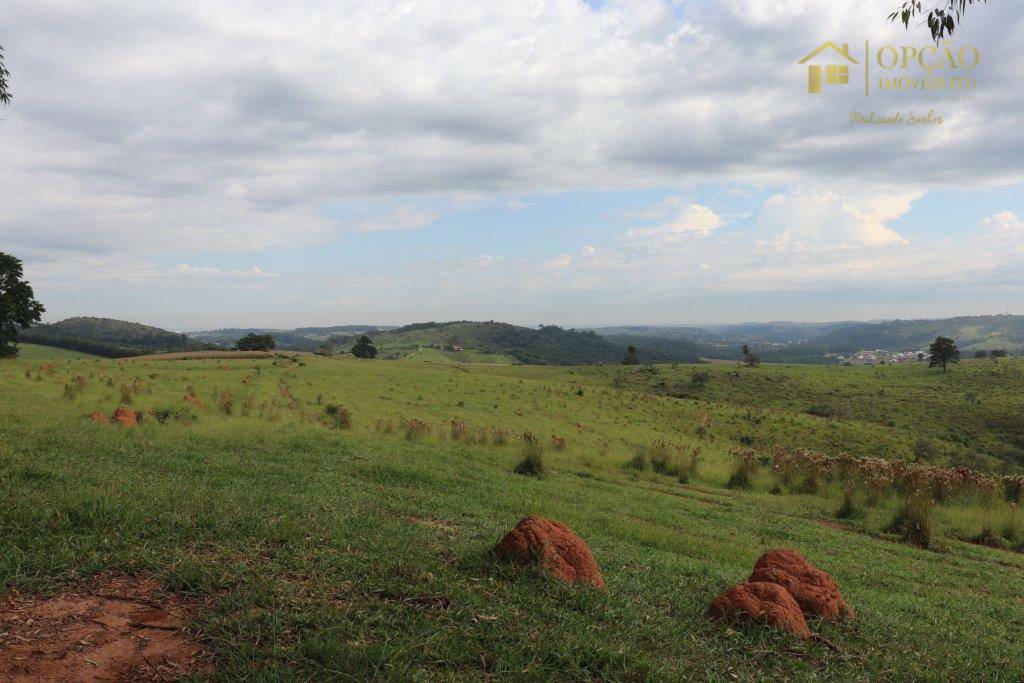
[89,411,109,424]
[706,581,810,639]
[492,515,605,589]
[113,407,141,427]
[748,548,853,622]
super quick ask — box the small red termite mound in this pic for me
[748,548,854,622]
[89,411,109,424]
[706,581,810,639]
[492,515,605,589]
[113,407,141,427]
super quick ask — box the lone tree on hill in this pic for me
[0,252,45,357]
[351,334,377,359]
[622,344,638,369]
[235,333,275,351]
[928,336,960,371]
[741,344,761,368]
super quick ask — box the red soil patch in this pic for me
[492,515,605,589]
[113,407,141,427]
[89,411,109,425]
[748,548,854,622]
[706,581,810,639]
[0,573,211,682]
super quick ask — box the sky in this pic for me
[2,0,1023,331]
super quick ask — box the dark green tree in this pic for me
[351,334,377,359]
[889,1,988,43]
[0,45,11,106]
[928,336,960,371]
[622,344,638,368]
[974,350,989,359]
[990,349,1008,358]
[691,370,711,387]
[0,252,45,357]
[235,333,275,351]
[741,344,761,367]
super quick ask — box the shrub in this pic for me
[806,402,836,418]
[625,452,648,471]
[404,417,431,440]
[151,406,198,424]
[677,446,702,483]
[218,391,234,415]
[449,419,470,440]
[727,449,758,489]
[324,404,352,429]
[491,428,509,445]
[514,450,544,477]
[835,480,860,519]
[119,384,133,405]
[515,432,544,476]
[889,487,934,548]
[550,435,566,452]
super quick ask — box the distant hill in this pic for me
[20,317,205,358]
[815,316,1024,352]
[327,321,706,365]
[189,325,388,351]
[594,315,1024,363]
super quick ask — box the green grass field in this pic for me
[3,344,1024,680]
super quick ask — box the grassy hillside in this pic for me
[20,317,203,357]
[332,321,705,365]
[2,347,1023,678]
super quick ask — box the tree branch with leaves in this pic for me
[889,1,989,43]
[0,44,12,106]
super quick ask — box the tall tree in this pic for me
[0,44,11,105]
[351,334,377,359]
[928,336,960,371]
[0,252,45,357]
[889,1,989,43]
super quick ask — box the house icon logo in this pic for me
[799,42,859,94]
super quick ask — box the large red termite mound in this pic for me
[748,548,854,622]
[706,581,810,638]
[492,515,605,589]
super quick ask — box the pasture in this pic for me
[2,345,1023,679]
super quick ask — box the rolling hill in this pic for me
[18,317,205,358]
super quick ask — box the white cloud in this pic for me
[758,191,919,250]
[173,264,278,278]
[357,208,438,233]
[626,202,724,246]
[981,211,1024,243]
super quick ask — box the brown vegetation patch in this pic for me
[0,573,211,682]
[89,410,109,425]
[749,548,854,622]
[706,581,810,638]
[492,515,605,589]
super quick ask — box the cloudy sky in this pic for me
[3,0,1023,330]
